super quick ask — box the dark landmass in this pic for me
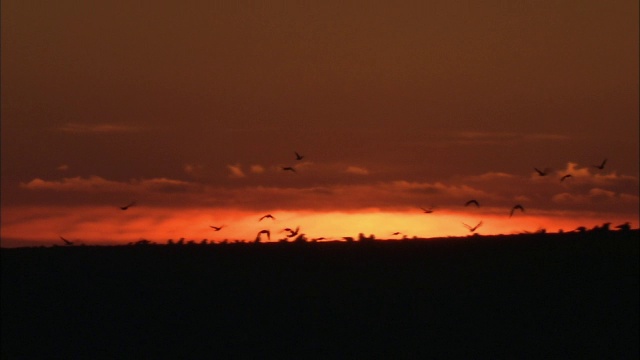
[2,231,638,358]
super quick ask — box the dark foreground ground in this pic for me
[2,231,638,359]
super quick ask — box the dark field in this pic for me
[2,231,638,359]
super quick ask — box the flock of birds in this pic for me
[58,154,619,245]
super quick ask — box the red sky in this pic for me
[2,1,638,247]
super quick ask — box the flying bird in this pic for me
[510,204,525,218]
[260,214,275,221]
[465,199,480,207]
[120,201,136,210]
[295,151,304,161]
[534,168,549,176]
[391,232,402,236]
[593,158,607,170]
[256,230,270,242]
[59,236,74,246]
[463,221,483,233]
[282,166,296,173]
[210,225,225,231]
[560,174,572,182]
[420,207,434,214]
[286,226,300,238]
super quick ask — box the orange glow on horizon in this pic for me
[1,205,637,248]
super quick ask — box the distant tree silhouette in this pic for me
[591,223,611,232]
[615,222,631,232]
[358,233,375,243]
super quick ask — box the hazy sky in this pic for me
[2,1,638,246]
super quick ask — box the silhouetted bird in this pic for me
[60,236,73,246]
[210,225,224,231]
[295,151,304,160]
[293,234,307,242]
[286,226,300,238]
[392,232,401,235]
[465,199,480,207]
[420,207,434,214]
[260,214,275,221]
[256,230,270,242]
[120,201,136,210]
[593,158,607,170]
[560,174,572,182]
[282,166,296,173]
[463,221,483,232]
[510,204,524,217]
[534,168,549,176]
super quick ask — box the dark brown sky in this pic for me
[1,1,638,245]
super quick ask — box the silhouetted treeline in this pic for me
[2,230,638,358]
[44,222,640,249]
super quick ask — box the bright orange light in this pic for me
[1,205,637,247]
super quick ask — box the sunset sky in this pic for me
[2,0,638,247]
